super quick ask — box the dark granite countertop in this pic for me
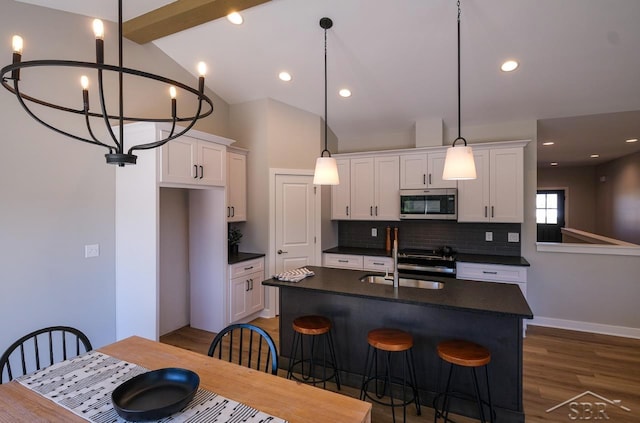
[228,252,265,265]
[264,266,533,318]
[323,246,391,257]
[456,254,530,266]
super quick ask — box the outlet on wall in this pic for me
[485,232,493,242]
[508,232,520,243]
[85,244,99,258]
[371,228,377,237]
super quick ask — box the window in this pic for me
[536,193,558,224]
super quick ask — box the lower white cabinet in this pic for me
[323,253,393,272]
[229,257,265,322]
[456,262,528,333]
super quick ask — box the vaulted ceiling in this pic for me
[15,0,640,166]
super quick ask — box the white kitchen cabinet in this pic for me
[400,151,457,189]
[229,257,265,322]
[456,261,528,332]
[349,155,400,220]
[331,159,351,219]
[323,253,394,272]
[115,122,233,341]
[457,144,525,223]
[160,133,226,187]
[227,148,247,222]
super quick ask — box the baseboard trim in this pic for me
[531,316,640,339]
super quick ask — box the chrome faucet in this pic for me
[392,238,399,288]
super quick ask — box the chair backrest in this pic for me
[207,323,278,375]
[0,326,92,383]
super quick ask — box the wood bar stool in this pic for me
[433,339,494,423]
[287,315,341,389]
[360,328,421,423]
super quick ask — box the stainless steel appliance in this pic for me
[399,189,457,220]
[397,247,457,278]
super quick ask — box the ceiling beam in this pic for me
[123,0,271,44]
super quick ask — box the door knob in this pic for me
[277,249,288,254]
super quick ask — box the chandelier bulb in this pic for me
[80,75,89,90]
[169,86,177,99]
[92,19,104,40]
[12,35,23,54]
[197,62,207,77]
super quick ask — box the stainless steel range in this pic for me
[397,247,457,277]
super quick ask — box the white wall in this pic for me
[0,1,230,352]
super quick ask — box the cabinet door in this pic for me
[363,256,394,272]
[400,154,427,189]
[229,275,249,322]
[227,152,247,222]
[198,141,225,186]
[457,149,490,222]
[350,157,375,220]
[490,148,523,222]
[323,253,363,270]
[247,271,265,315]
[374,156,400,220]
[427,151,457,189]
[160,136,198,184]
[331,159,351,219]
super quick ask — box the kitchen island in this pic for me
[263,266,533,423]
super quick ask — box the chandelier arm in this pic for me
[1,61,213,122]
[96,68,123,151]
[12,79,113,151]
[84,112,115,153]
[129,96,204,153]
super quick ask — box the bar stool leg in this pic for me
[360,345,374,401]
[485,365,494,422]
[287,331,300,380]
[384,351,396,423]
[327,330,341,389]
[471,367,486,423]
[407,349,421,416]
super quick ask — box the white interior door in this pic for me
[275,174,317,274]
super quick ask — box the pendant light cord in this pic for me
[321,19,332,157]
[454,0,467,147]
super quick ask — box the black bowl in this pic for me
[112,368,199,421]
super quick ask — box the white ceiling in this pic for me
[16,0,640,166]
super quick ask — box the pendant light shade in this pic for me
[443,142,476,180]
[443,0,476,181]
[313,157,340,185]
[313,17,340,185]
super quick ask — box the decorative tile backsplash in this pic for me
[338,220,521,256]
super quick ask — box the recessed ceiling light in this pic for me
[227,12,243,25]
[590,154,600,158]
[278,71,292,82]
[339,88,352,98]
[501,60,519,72]
[626,138,638,143]
[542,141,554,146]
[550,162,558,166]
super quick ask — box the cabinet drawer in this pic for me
[363,256,394,272]
[456,262,527,283]
[323,253,363,270]
[230,258,264,279]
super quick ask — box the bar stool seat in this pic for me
[287,315,340,389]
[360,328,421,423]
[434,339,494,423]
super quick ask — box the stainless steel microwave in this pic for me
[399,189,457,220]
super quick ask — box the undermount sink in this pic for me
[359,275,444,290]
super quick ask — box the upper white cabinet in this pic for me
[350,155,400,220]
[331,159,351,219]
[457,141,528,223]
[159,132,227,187]
[400,151,457,189]
[227,148,247,222]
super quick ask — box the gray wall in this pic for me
[0,1,230,352]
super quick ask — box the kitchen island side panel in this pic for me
[278,287,524,423]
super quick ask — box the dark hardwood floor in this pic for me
[160,319,640,423]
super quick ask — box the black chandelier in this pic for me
[1,0,213,166]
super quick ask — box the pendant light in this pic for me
[313,17,340,185]
[443,0,477,180]
[1,0,213,167]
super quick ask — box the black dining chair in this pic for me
[0,326,92,384]
[207,323,278,375]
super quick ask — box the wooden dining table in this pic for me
[0,336,371,423]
